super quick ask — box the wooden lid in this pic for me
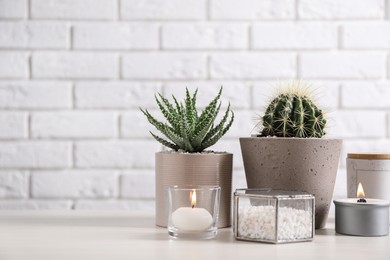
[348,153,390,160]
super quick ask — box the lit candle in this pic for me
[334,182,390,236]
[171,189,213,231]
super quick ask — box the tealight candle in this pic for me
[171,190,213,231]
[167,186,220,239]
[334,182,390,236]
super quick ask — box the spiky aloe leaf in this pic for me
[140,87,234,152]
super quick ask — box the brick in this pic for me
[0,52,28,78]
[32,52,118,79]
[210,53,296,79]
[31,0,116,19]
[0,141,71,168]
[0,171,28,198]
[252,23,337,49]
[121,0,206,20]
[75,199,154,210]
[0,22,69,49]
[0,81,72,109]
[31,111,117,139]
[121,110,160,138]
[0,0,26,19]
[343,22,390,49]
[252,81,340,109]
[223,110,256,138]
[120,170,155,198]
[342,82,390,108]
[75,81,161,109]
[122,53,207,79]
[210,0,295,20]
[298,0,385,19]
[73,23,159,50]
[162,81,251,109]
[0,200,73,210]
[162,23,247,49]
[32,170,118,198]
[327,110,386,138]
[0,112,27,138]
[75,141,160,168]
[300,52,387,79]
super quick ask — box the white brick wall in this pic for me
[0,0,390,212]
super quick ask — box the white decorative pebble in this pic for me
[237,205,312,241]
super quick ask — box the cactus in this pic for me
[141,87,234,153]
[260,83,326,138]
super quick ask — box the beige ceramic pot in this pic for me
[155,152,233,228]
[240,137,342,229]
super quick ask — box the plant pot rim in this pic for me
[156,151,233,156]
[240,136,342,141]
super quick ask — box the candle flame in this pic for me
[357,182,365,198]
[190,189,196,208]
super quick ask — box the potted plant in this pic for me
[240,81,342,229]
[141,87,234,228]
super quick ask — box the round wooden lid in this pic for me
[348,153,390,160]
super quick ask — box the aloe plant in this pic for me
[141,87,234,153]
[260,82,327,138]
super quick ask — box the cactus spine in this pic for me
[261,83,326,138]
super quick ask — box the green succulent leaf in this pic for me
[140,87,234,152]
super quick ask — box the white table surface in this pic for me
[0,211,389,260]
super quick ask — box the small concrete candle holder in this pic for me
[233,189,315,244]
[167,185,221,239]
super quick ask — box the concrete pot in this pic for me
[240,137,342,229]
[155,152,233,228]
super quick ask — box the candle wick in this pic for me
[192,205,194,209]
[357,198,367,203]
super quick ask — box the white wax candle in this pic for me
[172,207,213,231]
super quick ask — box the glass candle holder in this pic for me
[167,185,221,239]
[233,188,315,244]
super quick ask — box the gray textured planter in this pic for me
[240,137,342,229]
[155,152,233,228]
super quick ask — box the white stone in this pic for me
[31,111,117,138]
[31,0,116,19]
[210,53,296,79]
[210,0,295,20]
[32,170,119,198]
[0,0,26,18]
[74,23,159,50]
[252,23,337,49]
[122,53,207,79]
[120,170,155,199]
[0,22,69,49]
[298,0,384,19]
[75,141,160,168]
[32,52,118,79]
[120,0,206,20]
[343,22,390,49]
[0,171,28,198]
[0,112,27,138]
[300,52,387,79]
[0,52,28,78]
[75,81,161,109]
[0,141,71,168]
[162,23,247,49]
[0,81,72,109]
